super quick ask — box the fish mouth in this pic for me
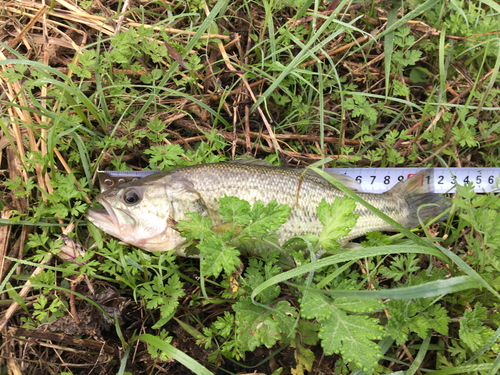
[86,197,136,238]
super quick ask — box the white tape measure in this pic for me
[334,168,500,193]
[98,168,500,193]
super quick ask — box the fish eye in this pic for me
[123,190,140,205]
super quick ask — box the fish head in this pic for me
[87,177,205,253]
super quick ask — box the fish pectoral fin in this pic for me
[167,216,180,231]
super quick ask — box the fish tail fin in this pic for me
[388,169,451,229]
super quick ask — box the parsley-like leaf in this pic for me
[317,197,358,251]
[144,144,185,170]
[233,298,296,352]
[175,212,213,241]
[332,297,384,313]
[319,310,384,373]
[301,288,385,372]
[386,298,451,345]
[233,298,280,351]
[245,257,281,304]
[219,195,251,226]
[139,274,185,329]
[199,235,240,278]
[379,253,420,281]
[459,302,492,351]
[291,341,315,374]
[241,199,292,236]
[300,288,333,320]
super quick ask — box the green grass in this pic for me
[1,0,500,374]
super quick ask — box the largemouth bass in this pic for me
[86,161,450,255]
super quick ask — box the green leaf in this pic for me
[296,321,319,346]
[379,253,420,282]
[219,195,251,226]
[333,297,384,313]
[199,235,240,278]
[0,67,24,82]
[460,302,491,351]
[481,0,500,14]
[384,7,398,96]
[300,288,332,320]
[292,341,315,375]
[233,298,280,351]
[299,276,477,300]
[148,117,166,133]
[245,258,281,304]
[242,199,292,236]
[174,318,206,341]
[87,221,103,250]
[144,144,185,169]
[386,299,451,345]
[7,283,29,315]
[319,309,385,373]
[273,300,298,342]
[410,66,432,82]
[140,274,185,329]
[300,285,385,371]
[317,197,358,251]
[175,212,213,241]
[393,79,410,96]
[309,166,435,248]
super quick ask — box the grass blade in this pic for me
[251,245,447,305]
[139,334,214,375]
[292,275,476,300]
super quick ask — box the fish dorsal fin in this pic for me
[300,169,361,192]
[228,157,276,167]
[229,158,362,191]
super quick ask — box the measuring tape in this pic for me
[97,168,500,194]
[334,168,499,193]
